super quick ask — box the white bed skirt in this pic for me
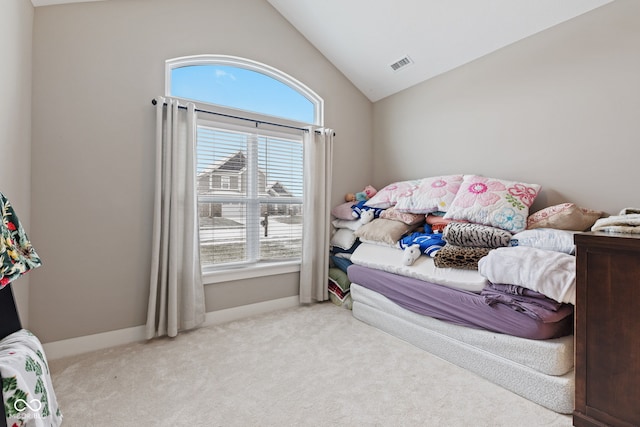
[350,283,575,414]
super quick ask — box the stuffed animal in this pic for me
[363,185,377,199]
[402,244,422,266]
[359,209,375,225]
[345,193,356,202]
[346,185,378,202]
[355,192,368,202]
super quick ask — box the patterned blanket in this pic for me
[0,330,62,426]
[0,193,41,289]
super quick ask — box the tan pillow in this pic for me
[527,203,603,231]
[354,218,417,245]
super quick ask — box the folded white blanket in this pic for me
[351,242,488,292]
[0,330,62,426]
[591,213,640,233]
[478,246,576,305]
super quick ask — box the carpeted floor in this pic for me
[49,302,572,426]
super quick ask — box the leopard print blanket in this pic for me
[443,222,512,248]
[434,244,492,270]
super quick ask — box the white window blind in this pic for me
[196,121,304,268]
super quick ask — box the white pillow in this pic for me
[330,228,357,250]
[510,228,576,255]
[332,218,362,231]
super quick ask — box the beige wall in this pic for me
[0,0,34,324]
[373,0,640,216]
[30,0,373,342]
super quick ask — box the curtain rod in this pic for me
[151,98,334,135]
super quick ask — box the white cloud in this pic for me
[215,69,237,81]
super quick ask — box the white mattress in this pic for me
[350,283,575,414]
[350,242,489,292]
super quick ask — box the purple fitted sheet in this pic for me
[347,264,573,340]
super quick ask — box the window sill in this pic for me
[203,261,301,285]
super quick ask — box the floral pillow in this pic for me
[394,175,464,213]
[364,179,419,209]
[380,207,425,225]
[444,175,541,233]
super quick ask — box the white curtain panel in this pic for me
[146,97,206,339]
[300,128,334,303]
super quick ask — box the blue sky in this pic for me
[171,65,314,124]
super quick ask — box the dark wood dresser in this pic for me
[574,232,640,427]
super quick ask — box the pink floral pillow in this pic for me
[364,179,419,209]
[444,175,541,233]
[394,175,464,213]
[380,207,425,225]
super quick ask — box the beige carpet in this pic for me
[49,302,572,426]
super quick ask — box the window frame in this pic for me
[165,55,322,283]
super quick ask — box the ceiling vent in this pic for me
[390,55,414,72]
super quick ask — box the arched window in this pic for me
[166,55,322,125]
[165,55,323,276]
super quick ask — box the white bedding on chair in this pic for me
[350,242,489,292]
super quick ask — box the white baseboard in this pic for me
[43,323,147,361]
[43,295,300,360]
[202,295,299,327]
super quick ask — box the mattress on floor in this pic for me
[350,282,573,376]
[350,242,488,292]
[347,264,573,341]
[350,283,575,414]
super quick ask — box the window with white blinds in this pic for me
[196,120,304,269]
[166,55,323,276]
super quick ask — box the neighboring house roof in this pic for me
[198,151,247,176]
[267,181,294,197]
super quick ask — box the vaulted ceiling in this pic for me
[267,0,613,101]
[32,0,614,102]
